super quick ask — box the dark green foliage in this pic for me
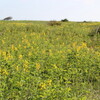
[61,18,69,22]
[3,16,13,20]
[83,21,87,23]
[48,21,61,26]
[88,26,100,36]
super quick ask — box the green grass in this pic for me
[0,21,100,100]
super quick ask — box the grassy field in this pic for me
[0,21,100,100]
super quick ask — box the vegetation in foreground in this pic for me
[0,21,100,100]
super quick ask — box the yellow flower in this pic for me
[24,60,29,65]
[47,80,52,86]
[81,42,87,48]
[49,49,53,56]
[77,46,82,52]
[24,35,27,38]
[23,68,29,72]
[2,51,6,56]
[31,46,34,49]
[1,69,9,75]
[30,33,35,36]
[19,55,23,59]
[67,49,72,53]
[27,42,30,47]
[62,42,65,45]
[72,42,77,48]
[77,42,87,52]
[66,87,71,92]
[23,60,29,72]
[2,40,5,44]
[28,52,32,56]
[16,66,19,71]
[39,83,46,90]
[42,50,45,54]
[11,45,17,51]
[53,64,58,68]
[43,33,46,35]
[7,53,13,60]
[15,47,18,51]
[24,46,26,48]
[32,41,34,44]
[56,37,59,40]
[59,50,63,54]
[11,45,14,50]
[17,81,23,87]
[95,51,100,56]
[36,63,40,70]
[18,44,21,48]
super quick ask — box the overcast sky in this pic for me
[0,0,100,21]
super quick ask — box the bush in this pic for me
[83,21,87,23]
[61,19,68,22]
[88,26,100,37]
[3,16,12,20]
[48,21,61,26]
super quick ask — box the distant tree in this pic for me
[61,18,69,22]
[83,21,87,23]
[83,21,86,22]
[3,16,12,20]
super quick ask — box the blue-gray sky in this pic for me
[0,0,100,21]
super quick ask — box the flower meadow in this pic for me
[0,21,100,100]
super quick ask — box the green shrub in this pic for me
[61,18,69,22]
[48,21,61,26]
[88,26,100,36]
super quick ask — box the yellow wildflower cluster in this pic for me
[77,42,87,52]
[18,44,21,48]
[17,81,23,87]
[72,42,77,48]
[72,42,87,52]
[22,39,28,43]
[0,69,9,75]
[39,83,46,90]
[19,54,23,59]
[49,49,53,56]
[66,87,72,92]
[53,64,58,68]
[36,63,40,70]
[30,32,36,36]
[0,50,13,60]
[39,80,52,90]
[11,45,17,51]
[28,52,32,56]
[47,80,52,86]
[42,50,46,54]
[15,66,19,71]
[23,60,29,72]
[2,40,5,44]
[22,39,31,47]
